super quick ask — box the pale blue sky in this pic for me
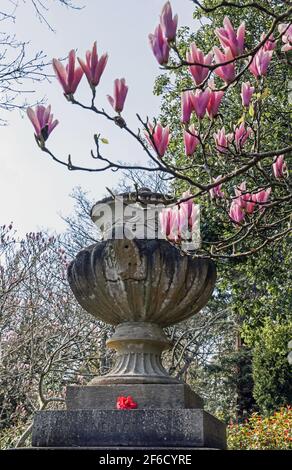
[0,0,197,236]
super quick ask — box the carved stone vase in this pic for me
[67,189,216,385]
[31,189,226,449]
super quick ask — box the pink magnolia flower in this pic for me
[191,88,210,119]
[160,206,181,242]
[229,201,245,224]
[160,1,178,41]
[178,192,198,239]
[207,90,224,119]
[180,206,198,239]
[234,182,256,214]
[215,16,245,58]
[160,207,172,237]
[107,78,128,113]
[183,125,199,156]
[179,191,193,219]
[186,42,213,86]
[213,127,232,153]
[234,122,252,151]
[171,206,184,241]
[261,32,276,52]
[189,203,199,232]
[149,24,170,65]
[53,50,83,95]
[78,42,108,89]
[213,46,236,83]
[27,105,58,143]
[278,23,292,52]
[254,188,271,208]
[145,122,170,157]
[175,204,194,241]
[234,181,247,208]
[249,48,273,78]
[236,194,256,214]
[160,192,197,242]
[272,155,288,179]
[245,194,257,214]
[241,82,254,107]
[209,175,224,199]
[159,206,187,242]
[181,91,193,124]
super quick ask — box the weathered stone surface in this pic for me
[66,384,204,410]
[32,409,226,449]
[67,239,216,328]
[90,322,179,385]
[67,238,216,384]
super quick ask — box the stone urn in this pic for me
[31,188,226,450]
[67,188,216,385]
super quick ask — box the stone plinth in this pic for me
[31,384,226,449]
[32,409,226,449]
[66,384,204,410]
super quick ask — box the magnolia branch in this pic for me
[192,1,281,18]
[27,1,292,259]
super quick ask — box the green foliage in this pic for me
[252,319,292,414]
[220,241,292,332]
[228,406,292,449]
[216,241,292,416]
[193,345,255,422]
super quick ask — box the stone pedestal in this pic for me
[31,384,226,449]
[29,190,226,450]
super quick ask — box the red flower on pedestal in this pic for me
[116,396,138,409]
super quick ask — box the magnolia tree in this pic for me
[27,1,291,258]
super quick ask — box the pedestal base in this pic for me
[66,384,204,410]
[89,322,177,385]
[31,382,226,450]
[32,409,226,449]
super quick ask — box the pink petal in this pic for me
[27,107,41,136]
[53,59,69,93]
[71,66,83,93]
[67,50,76,89]
[78,57,91,84]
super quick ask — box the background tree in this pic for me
[252,318,292,414]
[0,224,110,448]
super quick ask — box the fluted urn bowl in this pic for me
[68,238,216,328]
